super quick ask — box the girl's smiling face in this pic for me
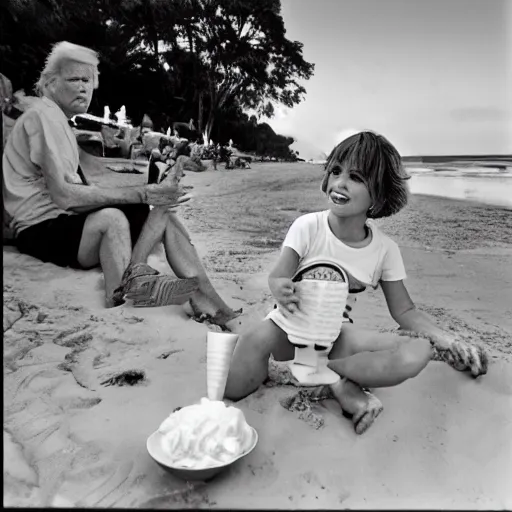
[326,163,372,218]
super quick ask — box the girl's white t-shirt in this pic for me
[266,210,407,330]
[286,210,406,288]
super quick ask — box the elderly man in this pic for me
[2,41,240,326]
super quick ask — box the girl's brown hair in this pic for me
[321,131,410,218]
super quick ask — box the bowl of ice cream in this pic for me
[147,398,258,481]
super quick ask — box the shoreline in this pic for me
[408,173,512,210]
[4,162,512,508]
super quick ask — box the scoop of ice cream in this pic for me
[158,398,254,468]
[301,266,346,281]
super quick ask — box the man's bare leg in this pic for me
[77,208,132,308]
[130,206,168,263]
[113,154,238,317]
[113,207,236,317]
[114,206,199,306]
[163,212,242,324]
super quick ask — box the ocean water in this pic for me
[407,168,512,209]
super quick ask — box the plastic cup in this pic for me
[206,332,239,401]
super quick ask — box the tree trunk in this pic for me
[145,3,168,109]
[197,91,203,135]
[205,109,215,143]
[205,75,218,143]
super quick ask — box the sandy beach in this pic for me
[3,162,512,508]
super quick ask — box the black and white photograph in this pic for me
[2,0,511,508]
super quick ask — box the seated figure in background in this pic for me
[2,41,241,328]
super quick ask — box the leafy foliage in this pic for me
[0,0,313,158]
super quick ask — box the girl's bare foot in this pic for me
[329,378,383,435]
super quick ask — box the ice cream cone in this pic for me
[206,332,239,401]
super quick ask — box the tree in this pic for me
[1,0,312,157]
[175,0,314,140]
[1,0,66,91]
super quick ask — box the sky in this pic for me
[263,0,511,159]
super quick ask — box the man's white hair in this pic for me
[35,41,100,96]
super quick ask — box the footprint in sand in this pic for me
[243,455,279,490]
[279,391,326,430]
[53,326,94,349]
[52,449,137,507]
[136,482,214,509]
[4,428,44,507]
[53,326,99,390]
[3,298,26,332]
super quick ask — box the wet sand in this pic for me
[3,162,512,508]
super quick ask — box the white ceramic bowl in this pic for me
[146,427,258,481]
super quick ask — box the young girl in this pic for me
[225,131,488,434]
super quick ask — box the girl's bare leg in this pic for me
[313,325,409,433]
[225,319,292,400]
[327,326,432,388]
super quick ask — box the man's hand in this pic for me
[269,277,300,314]
[144,158,192,207]
[145,181,192,207]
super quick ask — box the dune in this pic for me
[3,162,512,508]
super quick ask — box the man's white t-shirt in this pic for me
[266,210,407,331]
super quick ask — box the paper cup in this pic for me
[207,332,239,401]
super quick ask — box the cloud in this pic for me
[273,105,290,120]
[450,107,510,122]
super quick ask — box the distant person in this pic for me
[225,131,488,433]
[2,41,241,327]
[172,119,199,142]
[140,113,153,136]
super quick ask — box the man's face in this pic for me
[50,61,94,118]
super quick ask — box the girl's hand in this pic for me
[269,277,300,314]
[432,333,489,377]
[450,339,489,377]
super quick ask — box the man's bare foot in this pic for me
[105,297,122,308]
[188,299,243,331]
[329,378,383,435]
[211,307,243,327]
